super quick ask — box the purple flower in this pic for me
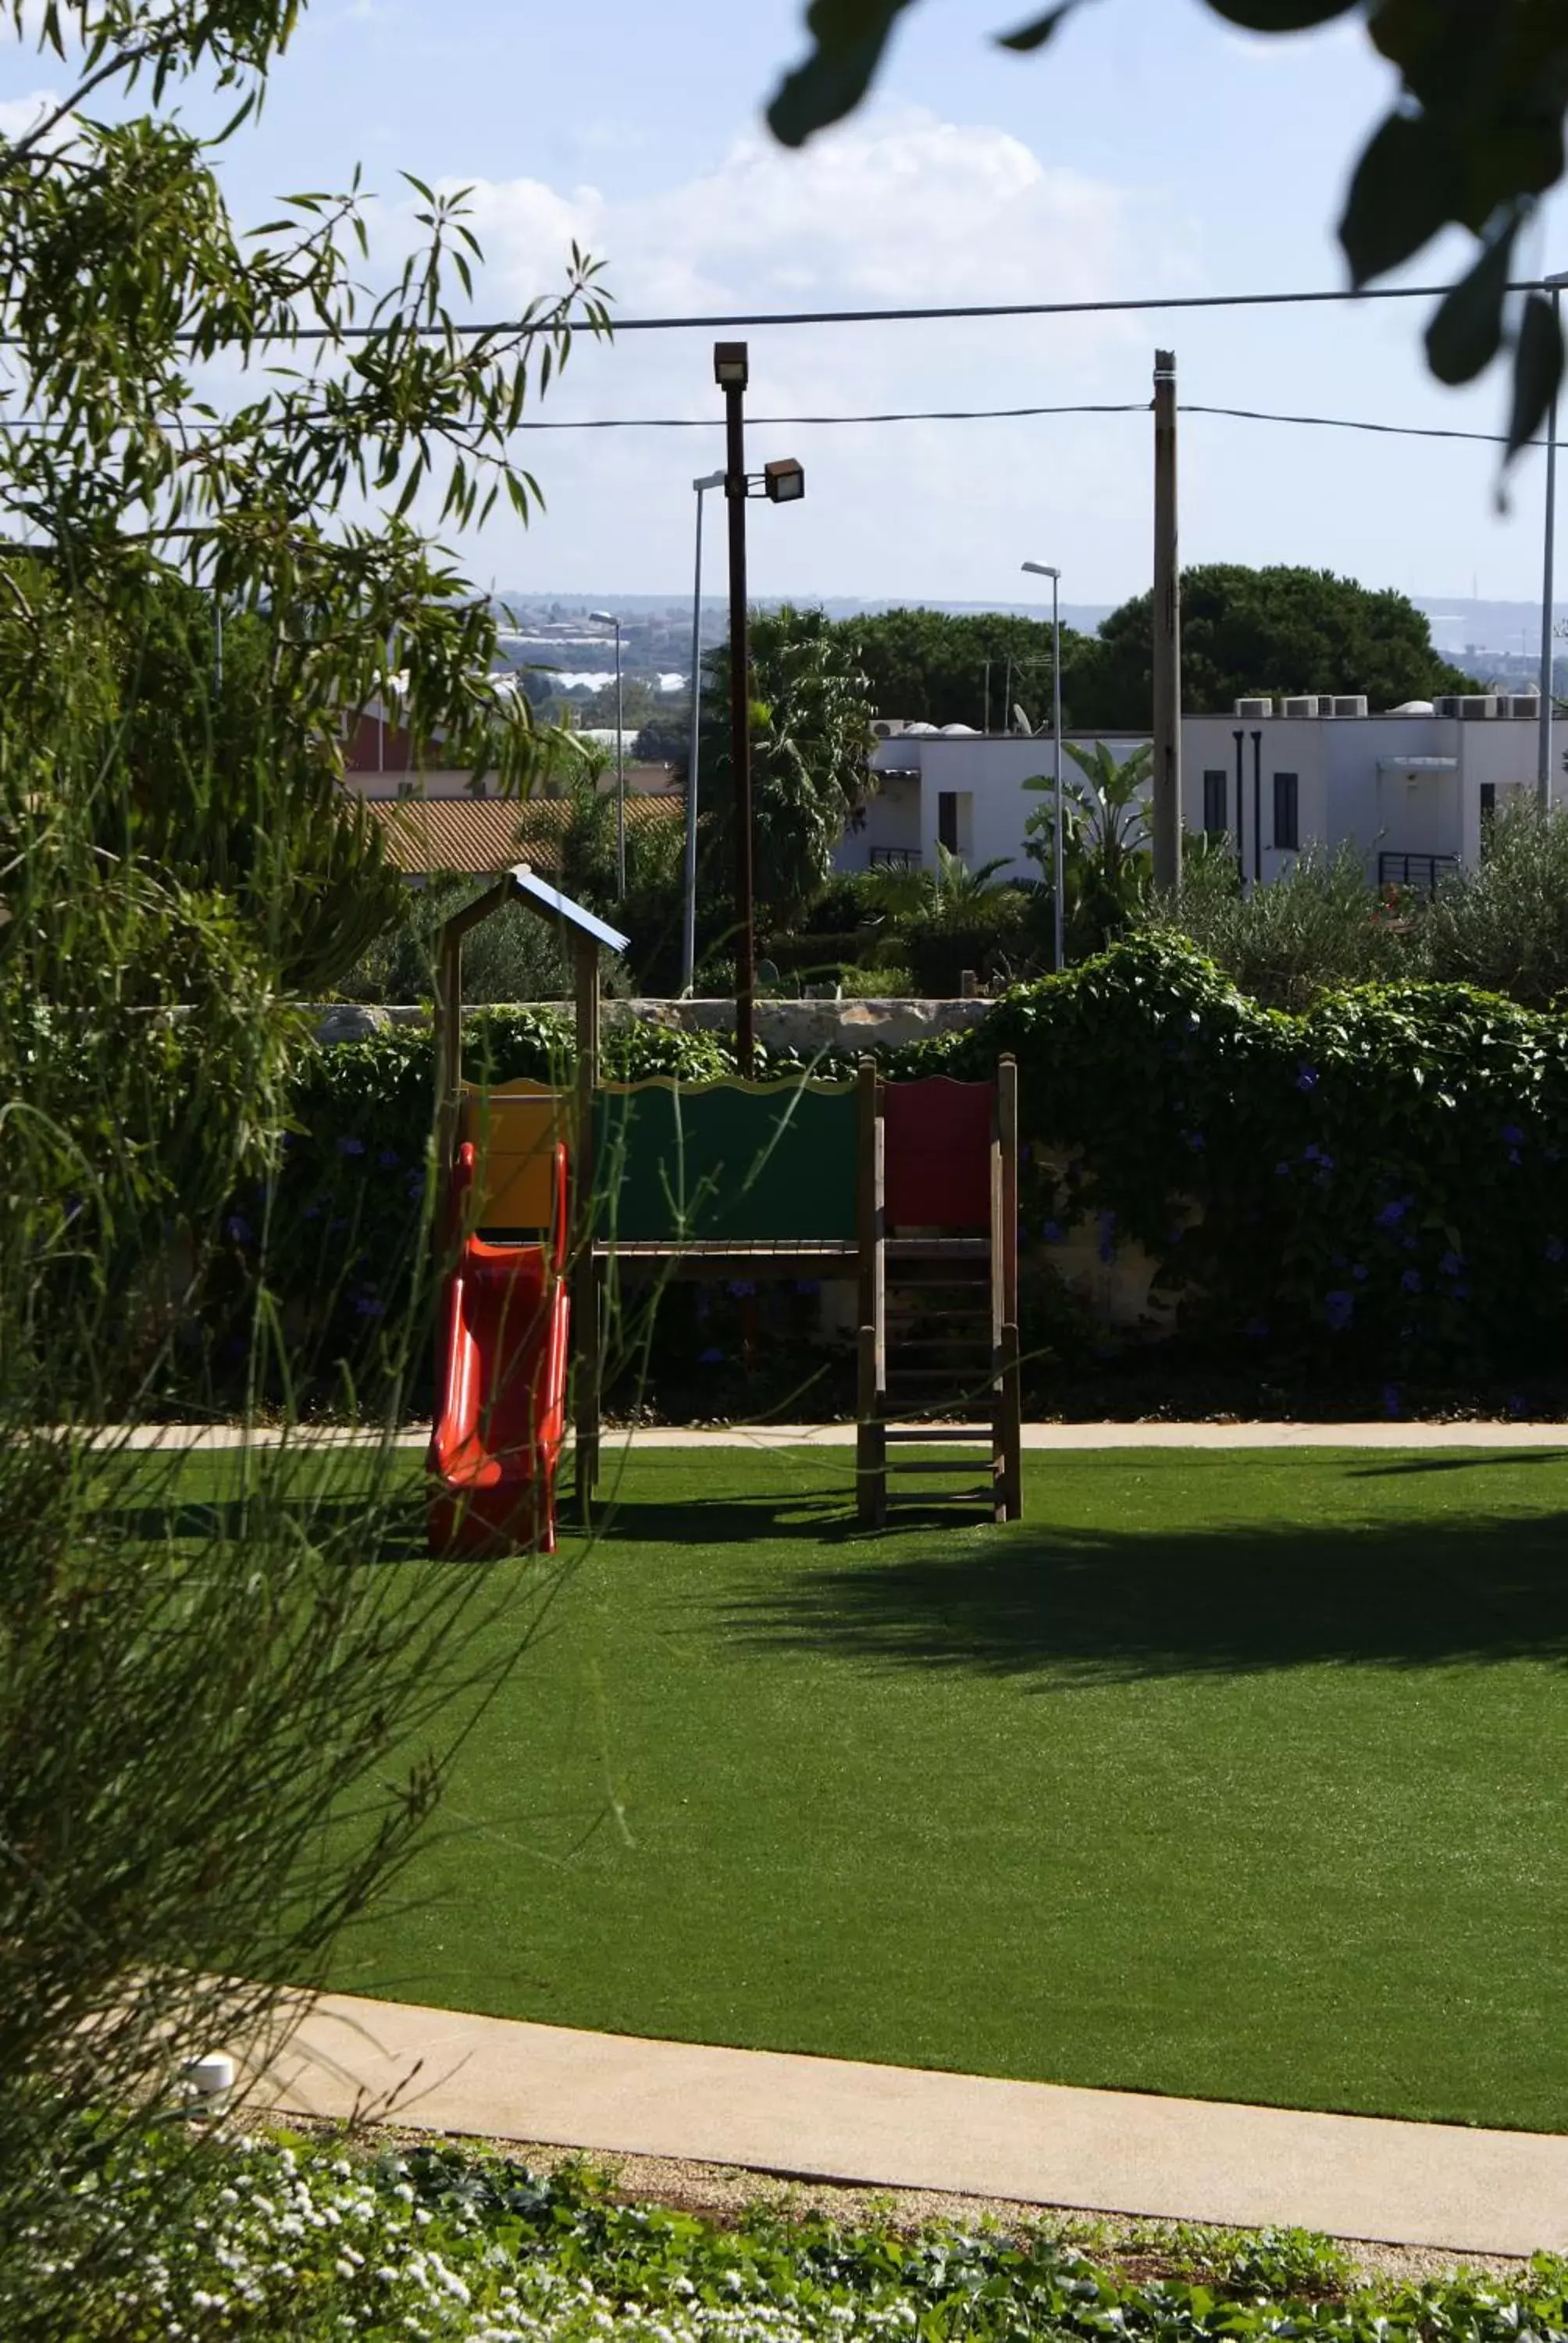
[1381,1383,1402,1420]
[1439,1250,1464,1277]
[1548,1237,1566,1264]
[1502,1123,1525,1146]
[1304,1143,1324,1164]
[1453,1283,1471,1301]
[1508,1393,1527,1418]
[1401,1268,1423,1293]
[337,1135,365,1157]
[698,1346,725,1364]
[1324,1289,1355,1332]
[1096,1208,1117,1265]
[1183,1130,1205,1152]
[1042,1219,1064,1242]
[1352,1263,1368,1282]
[225,1214,253,1246]
[1274,1161,1292,1178]
[378,1147,400,1168]
[405,1172,425,1200]
[1508,1149,1523,1168]
[1374,1197,1409,1231]
[355,1294,384,1318]
[1296,1065,1320,1092]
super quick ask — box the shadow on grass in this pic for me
[720,1503,1568,1683]
[95,1496,433,1563]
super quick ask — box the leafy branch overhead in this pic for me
[767,0,1568,461]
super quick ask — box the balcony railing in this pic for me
[868,846,921,871]
[1378,851,1457,897]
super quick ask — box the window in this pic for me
[937,790,959,853]
[1202,769,1228,835]
[1272,771,1299,851]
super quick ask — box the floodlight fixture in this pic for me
[713,341,749,388]
[764,457,806,504]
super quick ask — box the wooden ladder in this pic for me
[856,1056,1023,1528]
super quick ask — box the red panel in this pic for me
[882,1079,995,1231]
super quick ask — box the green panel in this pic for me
[592,1082,858,1243]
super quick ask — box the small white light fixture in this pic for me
[763,457,806,504]
[713,341,749,388]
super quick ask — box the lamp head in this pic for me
[714,341,750,388]
[763,457,806,505]
[589,609,618,627]
[1021,561,1060,580]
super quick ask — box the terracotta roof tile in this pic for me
[366,793,682,876]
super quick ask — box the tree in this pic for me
[697,604,877,923]
[0,0,607,990]
[1070,565,1475,729]
[834,606,1092,731]
[766,2,1568,463]
[1025,738,1153,956]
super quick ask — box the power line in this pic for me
[0,394,1550,448]
[0,276,1552,349]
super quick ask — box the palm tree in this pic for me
[1023,739,1153,954]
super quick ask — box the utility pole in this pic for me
[1538,276,1568,808]
[1152,348,1181,893]
[716,342,755,1074]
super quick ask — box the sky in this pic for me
[5,0,1567,612]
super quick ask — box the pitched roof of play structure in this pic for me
[499,864,630,955]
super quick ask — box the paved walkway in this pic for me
[256,1994,1568,2258]
[111,1420,1568,1450]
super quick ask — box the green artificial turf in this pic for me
[171,1443,1568,2129]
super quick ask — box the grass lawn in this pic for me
[174,1441,1568,2131]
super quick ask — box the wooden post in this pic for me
[855,1054,885,1527]
[572,933,601,1511]
[994,1054,1022,1524]
[1152,348,1181,897]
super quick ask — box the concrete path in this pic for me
[256,1994,1568,2258]
[109,1420,1568,1451]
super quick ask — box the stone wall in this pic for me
[312,997,992,1053]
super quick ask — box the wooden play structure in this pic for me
[426,865,1023,1553]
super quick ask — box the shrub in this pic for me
[1422,798,1568,1006]
[1150,840,1411,1011]
[938,933,1568,1382]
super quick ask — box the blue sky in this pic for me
[6,0,1566,608]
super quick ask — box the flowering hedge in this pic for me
[224,943,1568,1406]
[923,935,1568,1386]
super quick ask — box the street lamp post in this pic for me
[1539,273,1568,809]
[1022,561,1065,972]
[589,609,625,894]
[683,470,725,995]
[713,339,805,1075]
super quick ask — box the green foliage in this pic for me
[41,2124,1568,2341]
[698,605,877,922]
[764,1,1568,458]
[1151,839,1410,1012]
[1076,566,1474,729]
[832,604,1089,730]
[1025,739,1153,956]
[1422,797,1568,1007]
[939,933,1568,1381]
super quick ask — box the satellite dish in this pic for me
[756,958,780,988]
[1012,704,1035,736]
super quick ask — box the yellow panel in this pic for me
[459,1084,570,1228]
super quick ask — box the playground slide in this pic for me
[428,1140,571,1557]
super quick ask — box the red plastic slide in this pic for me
[427,1139,571,1557]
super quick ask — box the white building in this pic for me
[848,693,1545,890]
[1182,692,1542,890]
[850,722,1148,883]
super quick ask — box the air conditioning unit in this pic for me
[1459,694,1498,720]
[1330,695,1368,719]
[1435,696,1462,718]
[871,719,907,740]
[1234,696,1273,718]
[1281,694,1318,719]
[1502,694,1539,719]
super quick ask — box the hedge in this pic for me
[229,939,1568,1402]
